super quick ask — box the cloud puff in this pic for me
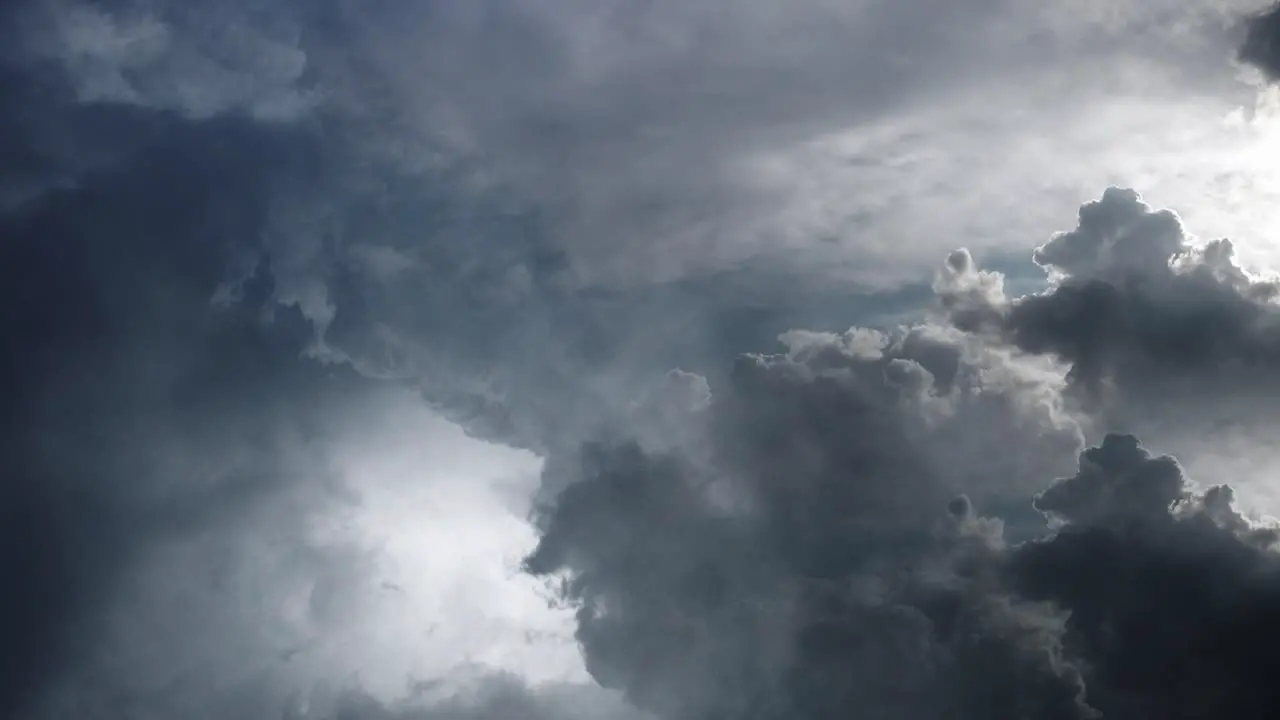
[527,344,1280,718]
[526,323,1093,719]
[1012,435,1280,718]
[934,187,1280,501]
[938,187,1280,413]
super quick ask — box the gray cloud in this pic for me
[526,325,1092,719]
[13,0,1266,286]
[523,179,1280,719]
[14,0,313,120]
[1011,435,1280,718]
[527,337,1280,718]
[0,101,338,716]
[7,1,1280,719]
[936,187,1280,498]
[1240,3,1280,80]
[0,60,586,718]
[316,0,1258,285]
[937,188,1280,403]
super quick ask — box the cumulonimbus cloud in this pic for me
[527,187,1280,719]
[6,0,1280,718]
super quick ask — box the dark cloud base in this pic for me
[530,390,1280,719]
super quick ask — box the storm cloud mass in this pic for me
[7,0,1280,719]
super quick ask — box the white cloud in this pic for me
[45,386,586,717]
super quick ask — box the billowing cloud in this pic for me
[525,181,1280,719]
[6,1,1280,719]
[1011,435,1280,718]
[940,187,1280,398]
[937,187,1280,502]
[527,325,1280,719]
[526,325,1092,719]
[0,52,594,719]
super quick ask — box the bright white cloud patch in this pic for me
[43,388,585,717]
[320,388,584,694]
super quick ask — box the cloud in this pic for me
[318,0,1260,286]
[7,1,1280,719]
[525,324,1092,719]
[13,0,1268,288]
[0,70,591,719]
[526,335,1280,718]
[0,104,328,716]
[1240,3,1280,81]
[14,0,313,120]
[521,179,1280,718]
[938,187,1280,395]
[324,675,651,720]
[936,187,1280,501]
[1011,435,1280,718]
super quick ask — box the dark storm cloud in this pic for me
[915,187,1280,716]
[0,8,501,713]
[1240,3,1280,80]
[527,344,1280,718]
[937,187,1280,415]
[0,36,620,716]
[525,181,1280,720]
[0,67,611,719]
[526,326,1093,720]
[933,187,1280,504]
[6,2,1280,720]
[0,108,364,716]
[0,3,718,715]
[1011,435,1280,718]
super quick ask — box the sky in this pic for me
[7,0,1280,718]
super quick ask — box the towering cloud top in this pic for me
[940,186,1280,411]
